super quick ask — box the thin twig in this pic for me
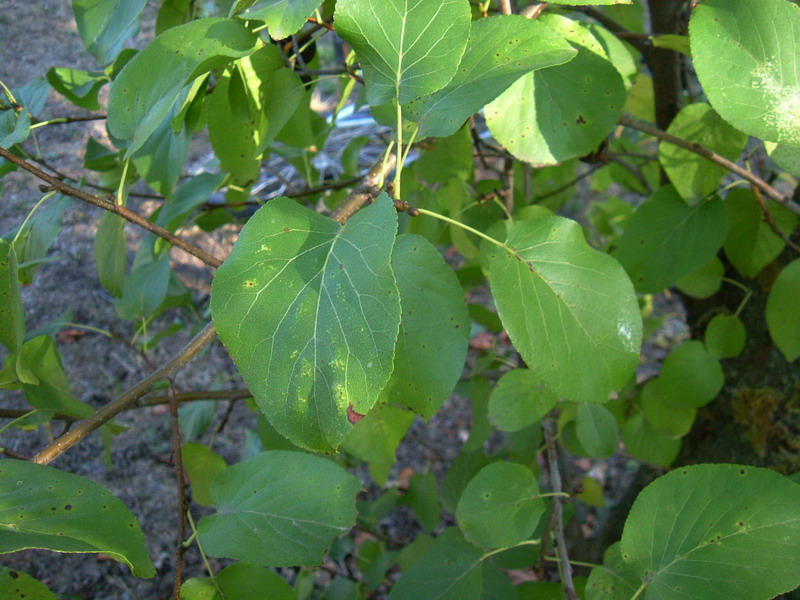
[169,384,187,600]
[32,323,217,465]
[536,163,604,202]
[751,185,800,253]
[0,148,223,267]
[619,116,800,216]
[543,419,579,600]
[31,156,164,199]
[330,154,397,224]
[573,7,649,55]
[30,114,107,128]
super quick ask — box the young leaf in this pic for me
[239,0,323,39]
[659,103,747,205]
[456,462,546,549]
[0,460,155,578]
[0,566,58,600]
[389,528,483,600]
[403,15,576,139]
[379,234,469,419]
[484,215,642,404]
[766,258,800,361]
[182,443,227,507]
[675,255,724,299]
[485,14,626,166]
[658,341,724,408]
[723,188,798,279]
[640,377,697,438]
[619,464,800,600]
[107,18,259,156]
[691,0,800,146]
[210,194,400,452]
[620,412,680,468]
[614,186,728,293]
[215,562,295,600]
[334,0,471,105]
[197,451,360,566]
[487,368,556,432]
[72,0,148,65]
[130,102,190,199]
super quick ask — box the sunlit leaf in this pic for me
[239,0,323,39]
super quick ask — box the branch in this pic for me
[30,114,107,128]
[31,156,165,200]
[619,116,800,216]
[751,186,800,254]
[0,147,223,268]
[168,384,187,600]
[573,7,649,55]
[543,419,579,600]
[498,0,513,15]
[32,323,217,465]
[330,154,397,224]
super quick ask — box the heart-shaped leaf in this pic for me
[691,0,800,145]
[0,460,155,578]
[211,194,400,452]
[619,464,800,600]
[334,0,471,105]
[484,215,642,404]
[197,451,360,566]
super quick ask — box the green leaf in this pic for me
[675,255,724,299]
[0,106,31,149]
[0,239,25,356]
[402,472,441,532]
[723,188,798,279]
[198,451,360,566]
[766,141,800,177]
[620,412,680,468]
[19,336,93,419]
[340,403,415,464]
[93,212,127,297]
[46,68,107,111]
[16,195,70,285]
[108,18,259,156]
[659,104,747,205]
[705,314,746,359]
[334,0,471,105]
[216,562,296,600]
[131,102,190,199]
[72,0,147,65]
[442,449,490,513]
[403,15,576,139]
[154,173,225,233]
[389,528,483,600]
[380,234,469,419]
[0,460,155,577]
[239,0,323,39]
[614,186,729,293]
[691,0,800,145]
[414,126,473,183]
[114,255,171,320]
[456,462,546,549]
[547,0,632,4]
[156,0,193,35]
[576,403,618,459]
[178,400,217,440]
[0,567,58,600]
[487,368,556,432]
[485,14,626,166]
[658,341,724,408]
[211,194,400,452]
[182,443,227,507]
[640,377,697,438]
[586,542,640,600]
[484,215,642,404]
[620,464,800,600]
[766,258,800,361]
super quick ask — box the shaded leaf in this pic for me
[576,403,618,459]
[0,239,25,356]
[46,68,107,111]
[240,0,323,39]
[182,443,227,507]
[341,403,414,464]
[72,0,147,65]
[658,341,724,408]
[0,460,155,577]
[487,368,556,432]
[0,566,58,600]
[198,451,360,566]
[766,258,800,361]
[705,314,746,359]
[620,412,680,467]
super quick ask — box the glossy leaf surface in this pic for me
[380,235,469,419]
[615,186,728,293]
[0,460,155,577]
[198,451,360,566]
[211,194,400,451]
[691,0,800,145]
[334,0,471,105]
[766,258,800,361]
[108,18,258,156]
[404,15,575,138]
[457,462,545,549]
[620,464,800,600]
[484,215,641,404]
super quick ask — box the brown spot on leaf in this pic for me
[347,404,365,424]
